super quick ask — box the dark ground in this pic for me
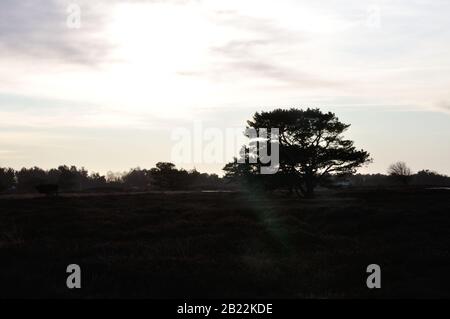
[0,188,449,298]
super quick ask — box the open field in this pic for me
[0,188,449,298]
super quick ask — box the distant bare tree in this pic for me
[106,171,123,183]
[388,161,412,185]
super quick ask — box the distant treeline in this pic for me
[0,164,449,194]
[0,162,226,193]
[349,170,450,187]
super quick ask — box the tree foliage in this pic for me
[224,108,372,197]
[0,163,226,193]
[0,167,15,192]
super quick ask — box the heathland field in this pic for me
[0,188,449,298]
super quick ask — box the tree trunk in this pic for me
[294,186,303,198]
[304,176,315,198]
[294,175,315,199]
[305,184,314,198]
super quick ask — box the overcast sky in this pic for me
[1,0,450,175]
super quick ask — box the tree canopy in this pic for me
[224,108,372,197]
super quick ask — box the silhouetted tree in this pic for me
[413,169,450,186]
[224,108,371,197]
[16,167,48,192]
[388,161,412,185]
[122,168,151,190]
[349,173,390,187]
[85,172,107,188]
[57,165,86,191]
[12,166,109,193]
[223,152,259,188]
[149,162,182,190]
[0,167,15,192]
[188,169,223,190]
[224,151,288,192]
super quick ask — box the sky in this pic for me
[0,0,449,175]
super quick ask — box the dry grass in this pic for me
[0,188,449,298]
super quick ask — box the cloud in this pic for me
[436,101,450,114]
[0,92,187,131]
[208,12,336,88]
[0,0,115,66]
[0,0,205,67]
[217,61,335,88]
[210,39,271,58]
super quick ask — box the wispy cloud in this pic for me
[206,11,336,88]
[0,0,115,66]
[436,101,450,114]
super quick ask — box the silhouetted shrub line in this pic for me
[0,163,227,194]
[1,165,449,194]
